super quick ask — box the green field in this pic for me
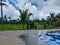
[0,24,54,31]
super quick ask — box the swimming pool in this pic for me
[39,32,60,45]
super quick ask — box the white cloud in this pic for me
[0,1,20,20]
[1,0,60,20]
[0,0,39,20]
[8,0,28,10]
[39,0,60,19]
[7,0,39,20]
[24,3,39,20]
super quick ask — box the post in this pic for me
[1,0,4,30]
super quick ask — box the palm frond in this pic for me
[28,13,33,17]
[19,9,22,14]
[50,13,55,18]
[19,9,33,21]
[0,3,7,6]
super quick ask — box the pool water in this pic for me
[39,32,60,45]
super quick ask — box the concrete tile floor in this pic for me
[0,31,27,45]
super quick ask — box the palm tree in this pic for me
[8,16,11,24]
[47,13,57,27]
[19,9,33,29]
[4,15,7,23]
[0,0,7,30]
[41,18,46,29]
[56,13,60,18]
[49,13,55,25]
[55,13,60,26]
[50,13,55,18]
[47,16,51,25]
[26,12,33,29]
[8,16,11,20]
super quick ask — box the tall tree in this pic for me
[0,0,7,30]
[8,16,11,20]
[41,18,46,29]
[56,13,60,18]
[46,16,51,25]
[47,13,57,27]
[49,13,55,25]
[55,13,60,26]
[4,15,7,24]
[19,9,33,29]
[8,16,11,24]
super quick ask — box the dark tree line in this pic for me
[47,13,60,27]
[0,15,19,24]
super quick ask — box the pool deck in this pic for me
[0,30,27,45]
[46,29,60,33]
[0,29,60,45]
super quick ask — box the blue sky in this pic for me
[0,0,60,20]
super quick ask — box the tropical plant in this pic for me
[41,18,47,29]
[8,16,11,20]
[4,15,7,24]
[55,13,60,27]
[47,13,59,27]
[46,16,51,25]
[19,9,33,29]
[30,21,36,29]
[47,13,55,25]
[56,13,60,18]
[8,16,11,24]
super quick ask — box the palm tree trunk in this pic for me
[23,22,24,30]
[27,23,29,29]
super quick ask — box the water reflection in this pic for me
[39,32,60,45]
[19,30,60,45]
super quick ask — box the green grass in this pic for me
[0,24,54,31]
[0,24,27,31]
